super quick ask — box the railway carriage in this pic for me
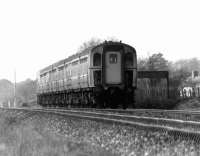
[37,41,137,108]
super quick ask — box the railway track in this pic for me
[30,107,200,121]
[2,107,200,141]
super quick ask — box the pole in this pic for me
[14,69,16,107]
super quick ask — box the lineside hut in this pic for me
[135,71,170,108]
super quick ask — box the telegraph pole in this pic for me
[14,69,16,107]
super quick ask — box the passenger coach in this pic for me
[37,41,137,108]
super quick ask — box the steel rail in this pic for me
[4,107,200,121]
[29,107,200,121]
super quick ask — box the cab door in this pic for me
[105,51,122,84]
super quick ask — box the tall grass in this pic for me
[0,113,113,156]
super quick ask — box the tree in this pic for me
[77,37,120,53]
[169,68,191,87]
[78,38,102,52]
[169,58,200,87]
[147,53,169,71]
[16,79,37,105]
[137,58,148,70]
[137,53,169,71]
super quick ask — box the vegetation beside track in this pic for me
[1,108,200,155]
[0,109,114,156]
[175,98,200,110]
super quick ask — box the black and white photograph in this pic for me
[0,0,200,155]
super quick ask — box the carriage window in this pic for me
[80,57,88,64]
[72,60,79,66]
[93,53,101,66]
[58,66,64,71]
[125,52,133,66]
[40,72,47,78]
[109,54,117,64]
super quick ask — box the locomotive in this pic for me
[37,41,137,108]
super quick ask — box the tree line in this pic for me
[138,53,200,88]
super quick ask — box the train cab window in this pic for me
[109,54,117,64]
[93,53,101,66]
[125,52,133,66]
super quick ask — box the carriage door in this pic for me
[105,51,122,84]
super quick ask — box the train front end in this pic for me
[91,41,137,108]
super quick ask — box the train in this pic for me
[37,41,137,109]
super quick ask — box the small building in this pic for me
[180,70,200,98]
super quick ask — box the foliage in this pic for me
[138,53,169,71]
[0,110,114,156]
[0,79,13,104]
[172,58,200,72]
[77,37,120,53]
[147,53,169,71]
[168,58,200,87]
[137,57,148,70]
[138,53,200,88]
[0,79,37,107]
[78,38,102,52]
[16,79,37,104]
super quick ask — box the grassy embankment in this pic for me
[0,110,114,156]
[1,109,200,156]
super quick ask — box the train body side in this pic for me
[37,51,92,93]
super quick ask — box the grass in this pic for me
[0,111,115,156]
[135,98,180,109]
[175,97,200,110]
[1,109,200,156]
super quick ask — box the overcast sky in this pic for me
[0,0,200,82]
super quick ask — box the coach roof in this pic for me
[39,41,136,75]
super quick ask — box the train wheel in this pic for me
[94,85,104,108]
[122,99,128,109]
[94,94,104,108]
[125,89,135,109]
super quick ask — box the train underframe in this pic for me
[37,86,135,109]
